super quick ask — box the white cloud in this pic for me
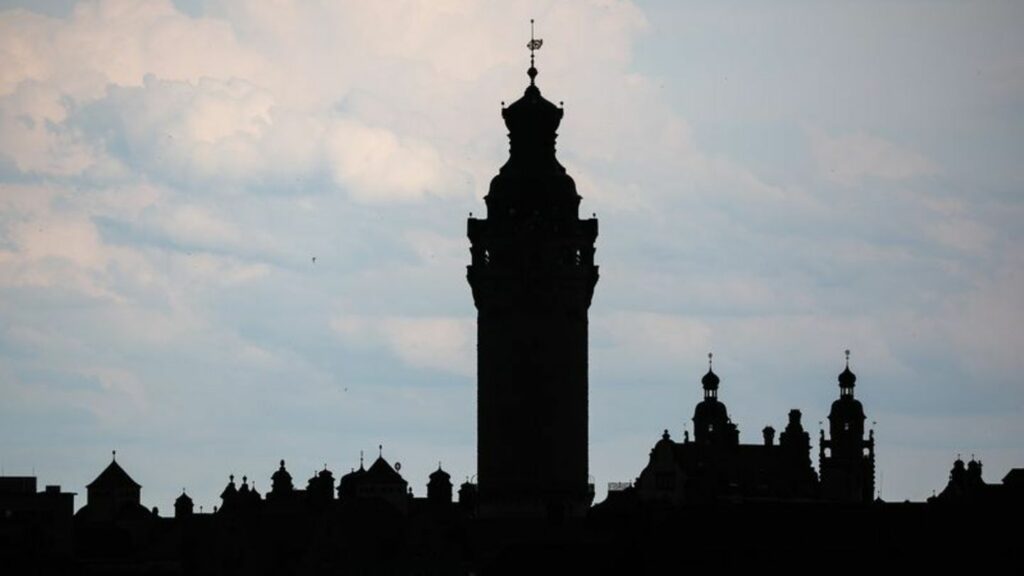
[810,129,938,186]
[332,314,474,377]
[326,118,454,203]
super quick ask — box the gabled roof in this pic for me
[363,456,405,485]
[87,459,141,490]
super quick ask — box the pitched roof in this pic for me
[1003,469,1024,486]
[87,459,141,489]
[363,456,405,484]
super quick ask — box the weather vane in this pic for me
[527,19,543,85]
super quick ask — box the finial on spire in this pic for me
[112,449,116,462]
[359,450,364,468]
[378,444,383,458]
[845,349,851,368]
[708,352,713,370]
[527,19,543,85]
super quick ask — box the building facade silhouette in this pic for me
[467,55,598,518]
[5,35,1024,576]
[633,356,819,505]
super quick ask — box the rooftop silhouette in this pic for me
[2,26,1021,576]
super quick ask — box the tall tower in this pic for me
[467,28,599,518]
[819,351,876,502]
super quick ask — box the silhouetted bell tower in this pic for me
[467,25,599,518]
[819,350,876,503]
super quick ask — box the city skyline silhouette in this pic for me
[1,0,1023,526]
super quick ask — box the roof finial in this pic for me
[112,449,117,462]
[845,349,851,368]
[359,450,364,468]
[378,444,383,458]
[527,19,543,85]
[708,352,713,370]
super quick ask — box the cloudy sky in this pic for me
[1,0,1022,511]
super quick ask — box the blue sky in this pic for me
[0,0,1022,511]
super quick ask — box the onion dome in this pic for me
[701,368,720,390]
[838,349,857,392]
[654,429,675,452]
[502,80,563,152]
[693,397,728,421]
[839,366,856,388]
[337,455,367,500]
[701,352,719,393]
[271,459,293,493]
[429,464,451,483]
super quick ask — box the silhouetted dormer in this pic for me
[307,467,335,503]
[937,457,968,501]
[338,461,366,502]
[427,465,453,505]
[219,474,238,511]
[458,481,478,516]
[967,458,986,490]
[174,490,193,518]
[692,354,739,447]
[268,460,294,502]
[776,409,819,497]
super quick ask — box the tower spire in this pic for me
[468,36,597,517]
[527,19,543,85]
